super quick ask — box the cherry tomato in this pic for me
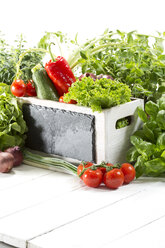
[11,79,26,97]
[26,80,37,97]
[83,168,103,188]
[103,169,124,189]
[77,162,93,179]
[120,163,136,184]
[99,163,114,175]
[59,96,77,104]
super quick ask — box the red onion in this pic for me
[5,146,23,166]
[0,152,14,173]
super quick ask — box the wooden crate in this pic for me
[20,97,144,164]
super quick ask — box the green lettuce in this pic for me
[0,83,27,150]
[63,77,131,112]
[127,95,165,178]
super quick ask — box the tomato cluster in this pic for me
[77,162,136,189]
[11,79,37,97]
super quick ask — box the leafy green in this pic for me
[63,77,131,112]
[0,83,27,150]
[64,30,165,102]
[0,32,44,84]
[127,95,165,177]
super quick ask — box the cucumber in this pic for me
[32,64,59,101]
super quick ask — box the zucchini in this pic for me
[32,64,59,101]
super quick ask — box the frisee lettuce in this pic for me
[63,77,131,112]
[0,83,27,150]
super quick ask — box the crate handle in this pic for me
[115,115,132,129]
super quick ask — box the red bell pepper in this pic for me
[45,44,76,96]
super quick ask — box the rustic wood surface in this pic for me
[0,164,165,248]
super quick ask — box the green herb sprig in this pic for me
[0,32,44,84]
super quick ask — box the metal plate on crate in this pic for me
[23,104,96,162]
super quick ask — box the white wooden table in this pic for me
[0,164,165,248]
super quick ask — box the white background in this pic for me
[0,0,165,47]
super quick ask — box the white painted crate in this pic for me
[20,97,144,164]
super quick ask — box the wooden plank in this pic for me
[0,170,81,219]
[0,164,52,191]
[27,179,165,248]
[0,178,146,248]
[103,215,165,248]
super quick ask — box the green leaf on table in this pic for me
[137,106,148,122]
[145,158,165,176]
[130,135,155,158]
[161,150,165,159]
[158,95,165,110]
[156,110,165,130]
[134,156,147,178]
[145,101,159,119]
[127,146,140,162]
[143,123,155,143]
[157,133,165,150]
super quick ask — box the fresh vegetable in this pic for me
[59,95,77,104]
[83,168,103,188]
[63,77,131,112]
[0,33,44,84]
[5,146,23,166]
[45,56,76,96]
[99,162,113,177]
[120,163,136,184]
[103,169,124,189]
[66,30,165,102]
[78,161,135,189]
[127,95,165,178]
[23,149,78,175]
[32,63,59,101]
[45,44,76,96]
[11,79,26,97]
[39,30,165,102]
[26,80,37,97]
[77,162,93,179]
[0,83,27,151]
[0,152,14,172]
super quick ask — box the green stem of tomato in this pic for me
[78,163,120,178]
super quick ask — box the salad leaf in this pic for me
[145,158,165,177]
[63,77,131,112]
[127,95,165,178]
[0,83,27,150]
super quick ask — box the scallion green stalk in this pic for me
[23,149,77,175]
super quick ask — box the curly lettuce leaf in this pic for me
[64,77,131,112]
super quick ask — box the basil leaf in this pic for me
[127,146,140,162]
[137,107,148,122]
[134,156,147,178]
[130,136,155,158]
[157,133,165,149]
[145,158,165,176]
[156,110,165,130]
[145,101,159,119]
[143,123,155,143]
